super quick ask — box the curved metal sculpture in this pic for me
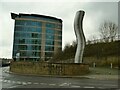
[74,10,86,63]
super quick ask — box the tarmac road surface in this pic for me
[1,66,119,89]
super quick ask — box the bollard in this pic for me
[111,63,113,69]
[93,62,96,68]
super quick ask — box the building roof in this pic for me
[11,13,62,22]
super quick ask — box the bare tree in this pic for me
[99,21,118,42]
[87,35,98,44]
[91,35,98,43]
[71,40,77,46]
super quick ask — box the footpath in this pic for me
[84,67,119,80]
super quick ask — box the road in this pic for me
[0,66,119,89]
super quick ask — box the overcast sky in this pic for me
[0,0,119,58]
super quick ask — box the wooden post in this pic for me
[93,62,96,68]
[111,63,113,69]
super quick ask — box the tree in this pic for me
[89,35,98,44]
[99,21,118,42]
[50,41,77,63]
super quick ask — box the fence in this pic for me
[86,35,120,45]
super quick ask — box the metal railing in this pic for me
[86,35,120,45]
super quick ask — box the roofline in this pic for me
[11,13,62,22]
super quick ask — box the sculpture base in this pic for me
[10,62,89,76]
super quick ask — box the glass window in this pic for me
[30,33,41,39]
[25,39,30,44]
[15,31,41,39]
[15,32,21,37]
[21,33,26,37]
[13,50,17,57]
[32,45,41,50]
[27,45,41,50]
[15,25,42,33]
[27,45,31,50]
[14,38,19,44]
[36,22,42,27]
[15,26,24,31]
[27,51,32,56]
[20,15,59,23]
[31,28,35,32]
[46,23,55,28]
[45,52,53,57]
[31,39,41,44]
[45,46,54,51]
[26,33,31,38]
[20,15,41,21]
[36,28,42,32]
[20,51,27,56]
[58,31,62,35]
[15,20,42,27]
[13,45,18,51]
[15,20,24,25]
[24,27,30,32]
[46,34,54,40]
[54,24,62,29]
[32,52,40,57]
[15,32,32,38]
[46,29,54,34]
[57,42,62,46]
[46,40,54,45]
[18,45,27,50]
[57,36,62,40]
[59,24,62,29]
[19,39,25,44]
[32,33,38,38]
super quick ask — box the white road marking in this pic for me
[83,86,95,88]
[40,83,47,85]
[22,82,27,85]
[107,84,118,87]
[12,81,16,83]
[33,82,39,84]
[27,82,32,84]
[49,84,56,86]
[6,71,9,73]
[59,83,71,86]
[9,85,23,88]
[3,80,7,82]
[71,85,81,88]
[0,79,3,82]
[7,80,11,83]
[16,81,22,84]
[98,87,105,89]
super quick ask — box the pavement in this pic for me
[84,75,119,80]
[84,67,119,80]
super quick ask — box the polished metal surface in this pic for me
[74,10,86,63]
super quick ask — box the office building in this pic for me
[11,13,62,61]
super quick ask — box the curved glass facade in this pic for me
[11,13,62,61]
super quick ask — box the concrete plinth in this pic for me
[10,62,89,76]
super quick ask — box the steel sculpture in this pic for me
[74,10,86,63]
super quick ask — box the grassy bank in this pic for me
[83,56,119,67]
[89,67,118,75]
